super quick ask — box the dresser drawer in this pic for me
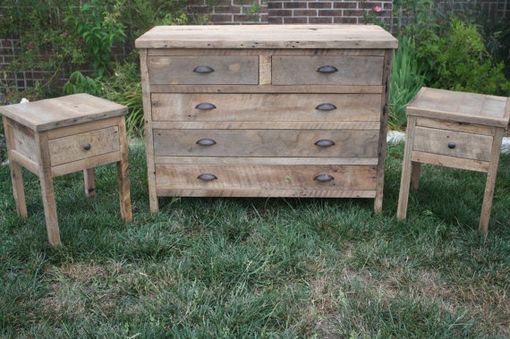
[413,126,492,161]
[48,126,120,166]
[272,55,384,85]
[152,93,382,122]
[153,129,379,158]
[148,56,259,85]
[155,163,377,197]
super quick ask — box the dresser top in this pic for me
[135,24,398,49]
[407,87,510,128]
[0,94,127,132]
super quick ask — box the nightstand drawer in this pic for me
[153,129,379,158]
[151,93,382,122]
[48,126,120,166]
[272,55,383,85]
[413,126,492,161]
[148,56,259,85]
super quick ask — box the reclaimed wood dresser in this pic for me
[135,25,397,212]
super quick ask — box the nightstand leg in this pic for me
[411,161,421,191]
[397,117,417,220]
[479,129,504,234]
[10,160,28,218]
[83,168,96,198]
[39,168,60,247]
[117,118,132,223]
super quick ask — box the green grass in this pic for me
[1,142,509,337]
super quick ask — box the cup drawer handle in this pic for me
[315,139,335,147]
[317,65,338,74]
[193,65,215,74]
[197,173,217,181]
[447,142,456,149]
[314,174,334,182]
[83,143,92,151]
[195,102,216,110]
[316,103,337,111]
[196,138,216,146]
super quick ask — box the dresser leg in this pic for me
[411,161,421,191]
[83,168,96,198]
[10,160,28,218]
[479,130,504,235]
[117,160,132,223]
[39,169,61,247]
[397,117,417,220]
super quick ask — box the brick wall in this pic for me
[188,0,268,24]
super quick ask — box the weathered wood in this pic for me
[155,164,377,193]
[153,129,379,158]
[140,48,159,212]
[151,121,380,130]
[117,118,132,223]
[47,117,119,139]
[411,151,490,173]
[0,94,127,132]
[272,55,383,86]
[479,128,505,234]
[396,116,417,220]
[413,126,493,161]
[155,156,379,166]
[148,48,387,57]
[83,168,96,198]
[416,117,495,136]
[148,56,258,85]
[51,152,121,177]
[259,55,271,85]
[8,150,40,176]
[156,188,376,198]
[151,93,381,122]
[150,84,383,94]
[410,162,421,191]
[135,25,398,49]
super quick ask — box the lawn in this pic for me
[1,141,509,337]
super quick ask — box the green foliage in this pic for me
[416,17,510,95]
[389,37,424,130]
[63,71,104,96]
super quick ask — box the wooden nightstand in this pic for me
[1,94,132,246]
[397,87,510,234]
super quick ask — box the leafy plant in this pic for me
[63,71,104,96]
[389,37,424,130]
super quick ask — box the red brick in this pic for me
[333,17,357,23]
[209,14,233,22]
[292,9,317,16]
[268,9,292,16]
[283,17,307,23]
[214,6,241,14]
[308,2,332,9]
[268,16,283,24]
[318,9,342,16]
[189,5,210,14]
[268,2,282,9]
[284,2,306,8]
[333,2,358,9]
[342,9,365,16]
[309,17,333,23]
[234,14,260,22]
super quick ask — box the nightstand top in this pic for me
[0,93,127,132]
[407,87,510,128]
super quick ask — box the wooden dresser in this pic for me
[135,25,397,212]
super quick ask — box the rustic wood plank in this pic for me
[156,188,376,198]
[148,48,387,57]
[48,126,120,166]
[140,49,159,212]
[396,116,418,220]
[149,84,383,94]
[151,93,381,122]
[479,128,505,234]
[3,117,28,218]
[151,121,380,130]
[154,156,379,166]
[153,129,379,158]
[117,118,132,223]
[10,120,38,163]
[259,55,271,85]
[47,117,119,139]
[413,126,493,161]
[416,117,495,136]
[8,150,40,176]
[272,55,383,86]
[135,25,398,49]
[411,151,490,173]
[83,168,96,198]
[51,152,122,177]
[148,56,259,85]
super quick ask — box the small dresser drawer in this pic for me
[153,129,379,158]
[272,55,384,85]
[48,126,120,166]
[148,56,259,85]
[155,163,377,196]
[151,93,382,122]
[413,126,492,161]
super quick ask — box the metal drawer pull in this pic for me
[447,142,456,149]
[83,143,92,151]
[314,174,334,182]
[193,65,214,74]
[316,103,337,111]
[198,173,218,181]
[196,138,216,146]
[315,139,335,147]
[317,65,338,74]
[195,102,216,110]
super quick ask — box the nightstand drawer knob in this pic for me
[198,173,217,181]
[316,103,337,111]
[195,102,216,110]
[83,143,92,151]
[196,138,216,146]
[447,142,456,149]
[317,65,338,74]
[193,65,215,74]
[315,139,335,147]
[314,174,334,182]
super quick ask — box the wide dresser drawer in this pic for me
[272,55,384,85]
[155,163,377,197]
[148,56,259,85]
[151,93,382,122]
[153,129,379,158]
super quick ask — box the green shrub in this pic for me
[389,37,424,130]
